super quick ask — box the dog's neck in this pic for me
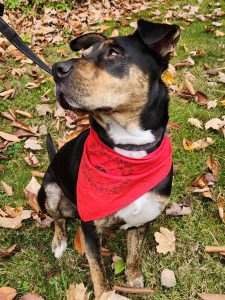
[90,115,166,158]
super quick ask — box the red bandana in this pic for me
[77,129,172,221]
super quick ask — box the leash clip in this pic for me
[0,4,4,17]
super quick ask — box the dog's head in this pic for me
[52,20,180,115]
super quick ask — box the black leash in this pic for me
[0,4,52,75]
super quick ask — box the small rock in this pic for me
[161,268,176,288]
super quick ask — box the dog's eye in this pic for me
[107,47,122,58]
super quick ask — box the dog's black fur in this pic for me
[38,19,180,298]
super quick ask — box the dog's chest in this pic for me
[113,147,167,229]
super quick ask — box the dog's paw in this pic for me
[127,274,144,288]
[52,238,67,259]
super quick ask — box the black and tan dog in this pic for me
[38,19,180,299]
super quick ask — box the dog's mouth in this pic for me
[57,91,72,110]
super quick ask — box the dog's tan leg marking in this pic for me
[45,183,75,258]
[52,218,67,258]
[126,225,146,288]
[85,243,108,299]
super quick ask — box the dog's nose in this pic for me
[52,60,73,81]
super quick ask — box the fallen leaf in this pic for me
[31,171,45,178]
[15,110,32,118]
[215,30,225,37]
[0,244,18,259]
[24,152,40,167]
[166,197,192,216]
[4,206,23,217]
[74,226,85,256]
[0,210,32,229]
[188,118,202,128]
[114,258,126,275]
[24,138,42,151]
[207,154,220,175]
[218,72,225,84]
[0,287,17,300]
[66,283,90,300]
[195,91,208,105]
[193,137,214,150]
[154,227,176,254]
[207,100,217,109]
[0,131,20,142]
[38,125,47,135]
[20,292,44,300]
[184,75,195,95]
[1,181,13,196]
[183,138,195,151]
[217,195,225,224]
[36,104,52,116]
[0,88,16,99]
[205,117,225,130]
[32,212,53,228]
[197,293,225,300]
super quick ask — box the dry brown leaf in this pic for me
[66,283,90,300]
[217,195,225,224]
[15,110,32,118]
[24,138,42,151]
[184,76,195,95]
[188,118,202,128]
[100,291,130,300]
[25,176,41,196]
[197,293,225,300]
[183,137,214,151]
[0,88,16,99]
[0,210,32,229]
[205,117,225,130]
[74,226,85,256]
[218,72,225,84]
[215,30,225,37]
[4,206,23,218]
[19,292,44,300]
[0,131,20,142]
[1,181,13,196]
[154,227,176,254]
[183,138,195,151]
[193,137,214,150]
[0,287,17,300]
[24,152,40,167]
[166,197,192,216]
[31,171,45,178]
[32,212,53,228]
[207,100,217,109]
[36,104,52,116]
[0,244,18,259]
[207,154,220,175]
[195,91,208,105]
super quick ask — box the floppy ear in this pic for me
[136,19,180,57]
[70,33,106,51]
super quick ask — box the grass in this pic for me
[0,0,225,299]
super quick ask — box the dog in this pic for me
[38,19,180,299]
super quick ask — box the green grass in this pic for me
[0,0,225,299]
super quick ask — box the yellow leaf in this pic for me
[183,138,195,151]
[162,70,176,85]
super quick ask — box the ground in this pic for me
[0,0,225,299]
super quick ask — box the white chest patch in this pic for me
[100,118,168,229]
[116,192,164,229]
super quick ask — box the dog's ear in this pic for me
[136,19,180,57]
[70,33,106,52]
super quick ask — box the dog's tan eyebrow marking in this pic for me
[100,39,114,50]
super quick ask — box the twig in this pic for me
[113,285,156,294]
[204,246,225,253]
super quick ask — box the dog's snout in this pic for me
[52,60,73,81]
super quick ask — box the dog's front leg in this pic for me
[126,225,147,288]
[81,221,108,299]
